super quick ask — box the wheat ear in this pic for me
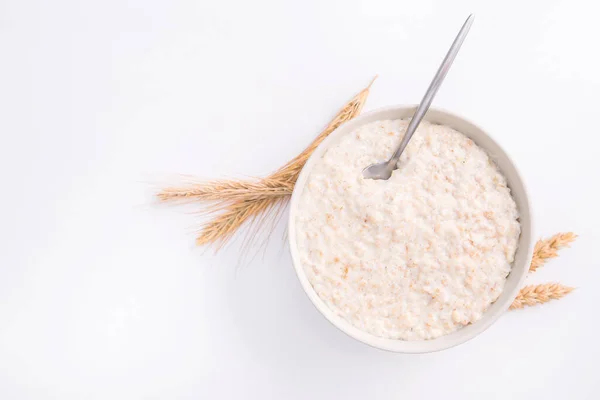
[510,283,574,310]
[529,232,577,272]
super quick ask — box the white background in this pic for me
[0,0,598,398]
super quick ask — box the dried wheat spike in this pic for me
[529,232,577,272]
[158,179,294,204]
[510,283,574,310]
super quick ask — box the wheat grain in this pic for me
[510,283,574,310]
[158,76,376,248]
[529,232,577,272]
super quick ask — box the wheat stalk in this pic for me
[510,283,574,310]
[158,179,294,203]
[529,232,577,272]
[159,76,377,248]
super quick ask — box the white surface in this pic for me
[0,0,597,398]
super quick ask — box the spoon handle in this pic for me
[388,14,474,167]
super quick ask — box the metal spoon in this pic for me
[363,14,474,180]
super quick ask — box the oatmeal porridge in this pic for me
[295,119,520,340]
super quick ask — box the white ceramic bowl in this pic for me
[288,105,534,353]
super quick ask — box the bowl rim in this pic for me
[288,105,534,353]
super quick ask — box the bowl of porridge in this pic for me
[288,105,533,353]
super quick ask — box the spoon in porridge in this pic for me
[363,14,474,180]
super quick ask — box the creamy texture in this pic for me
[295,119,520,340]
